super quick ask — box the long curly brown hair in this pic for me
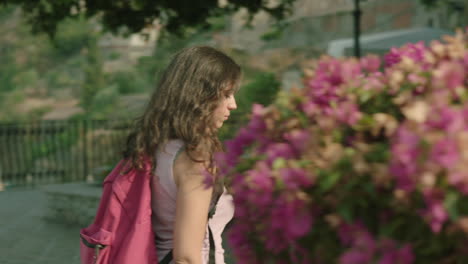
[123,46,241,194]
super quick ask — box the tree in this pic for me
[0,0,296,37]
[81,35,105,113]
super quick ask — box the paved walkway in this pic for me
[0,188,80,264]
[0,187,237,264]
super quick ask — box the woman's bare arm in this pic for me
[172,151,212,264]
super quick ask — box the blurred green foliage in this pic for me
[87,85,119,119]
[52,17,90,58]
[14,69,39,89]
[81,35,105,113]
[0,3,289,190]
[219,72,281,141]
[260,21,289,41]
[110,71,149,95]
[0,3,282,146]
[0,48,17,92]
[0,6,90,121]
[237,72,281,112]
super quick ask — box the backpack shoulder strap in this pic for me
[160,250,173,264]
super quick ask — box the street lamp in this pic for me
[353,0,364,58]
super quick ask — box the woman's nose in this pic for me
[228,97,237,110]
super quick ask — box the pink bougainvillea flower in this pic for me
[420,189,448,233]
[235,127,257,147]
[341,60,362,81]
[264,227,288,253]
[279,167,314,189]
[224,29,468,263]
[268,197,314,242]
[463,106,468,125]
[393,126,421,149]
[389,161,417,192]
[361,54,381,72]
[405,42,426,62]
[251,103,266,116]
[363,72,385,91]
[338,222,376,264]
[339,249,375,264]
[247,111,267,134]
[407,73,427,87]
[448,172,468,195]
[306,58,345,105]
[264,142,296,165]
[338,222,375,248]
[202,168,215,187]
[285,206,314,241]
[390,131,420,161]
[249,162,273,190]
[385,47,402,67]
[385,42,426,67]
[301,100,320,118]
[227,223,260,264]
[394,245,415,264]
[225,127,255,151]
[283,129,310,154]
[433,61,465,91]
[409,42,426,60]
[425,106,464,133]
[316,59,344,86]
[307,81,341,106]
[223,140,244,166]
[389,126,421,191]
[246,162,274,207]
[378,244,414,264]
[333,101,363,126]
[430,138,459,169]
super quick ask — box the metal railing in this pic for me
[0,112,248,188]
[0,119,130,188]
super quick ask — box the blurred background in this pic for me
[0,0,465,263]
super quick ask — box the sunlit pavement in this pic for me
[0,189,80,264]
[0,187,238,264]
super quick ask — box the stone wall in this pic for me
[226,0,440,53]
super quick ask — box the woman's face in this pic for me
[213,92,237,129]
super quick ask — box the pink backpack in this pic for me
[79,158,173,264]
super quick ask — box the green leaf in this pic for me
[444,191,459,220]
[235,155,264,173]
[337,203,354,222]
[319,171,341,192]
[357,114,374,128]
[296,159,312,167]
[359,90,372,103]
[381,218,405,236]
[332,130,343,142]
[272,158,286,170]
[364,143,390,163]
[275,176,286,190]
[344,147,356,157]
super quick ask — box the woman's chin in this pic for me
[216,121,224,129]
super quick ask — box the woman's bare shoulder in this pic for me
[173,150,206,187]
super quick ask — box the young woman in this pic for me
[123,46,240,264]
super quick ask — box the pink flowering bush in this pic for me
[216,30,468,263]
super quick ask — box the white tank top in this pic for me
[151,139,235,264]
